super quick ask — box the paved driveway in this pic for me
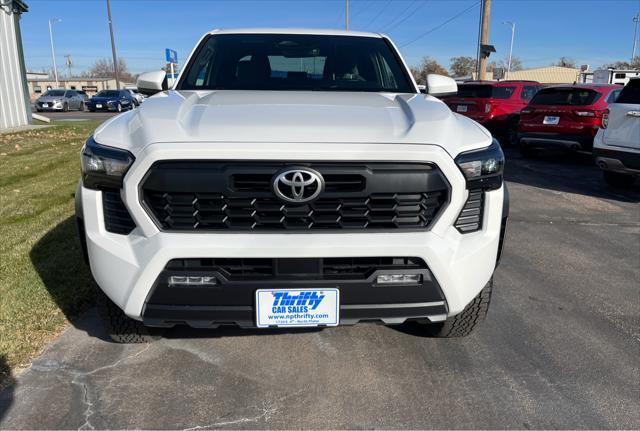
[32,108,120,123]
[1,149,639,429]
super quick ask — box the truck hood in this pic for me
[94,90,491,157]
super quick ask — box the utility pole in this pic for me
[106,0,120,89]
[346,0,349,31]
[48,18,62,87]
[632,12,639,63]
[64,55,72,79]
[503,21,515,79]
[478,0,491,80]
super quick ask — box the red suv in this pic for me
[518,84,622,156]
[444,80,542,145]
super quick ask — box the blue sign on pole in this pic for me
[165,49,178,64]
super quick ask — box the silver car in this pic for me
[36,89,86,112]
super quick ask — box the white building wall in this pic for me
[0,2,31,130]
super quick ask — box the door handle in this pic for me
[626,111,640,117]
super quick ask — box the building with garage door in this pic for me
[0,0,31,130]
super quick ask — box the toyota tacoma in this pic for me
[76,29,508,342]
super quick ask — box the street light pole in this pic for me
[503,21,515,79]
[48,18,62,87]
[632,12,639,63]
[106,0,121,89]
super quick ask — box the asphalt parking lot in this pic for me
[1,149,638,429]
[32,108,119,123]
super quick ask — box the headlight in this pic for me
[80,136,134,190]
[455,138,504,190]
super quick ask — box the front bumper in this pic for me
[78,142,504,324]
[36,104,63,111]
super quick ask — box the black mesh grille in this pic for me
[165,257,428,281]
[141,162,449,232]
[103,190,136,234]
[454,190,484,233]
[144,192,446,231]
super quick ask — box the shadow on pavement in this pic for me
[161,325,323,340]
[29,216,107,341]
[503,148,640,203]
[0,355,15,421]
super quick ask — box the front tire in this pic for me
[603,171,636,188]
[79,102,84,111]
[426,279,492,338]
[63,103,69,112]
[504,117,520,147]
[96,289,159,343]
[116,103,122,112]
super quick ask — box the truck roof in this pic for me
[208,28,384,38]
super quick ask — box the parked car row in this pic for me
[444,78,638,187]
[35,88,144,112]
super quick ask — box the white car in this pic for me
[594,77,640,187]
[125,88,145,106]
[75,29,508,342]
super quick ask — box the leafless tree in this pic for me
[410,57,449,84]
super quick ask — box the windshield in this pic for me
[530,88,600,106]
[456,84,515,99]
[179,34,413,93]
[96,90,120,98]
[43,90,65,97]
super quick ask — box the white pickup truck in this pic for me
[75,29,508,342]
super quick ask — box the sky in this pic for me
[19,0,640,77]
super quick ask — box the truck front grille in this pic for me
[141,161,449,232]
[165,257,429,281]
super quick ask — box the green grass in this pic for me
[0,122,101,384]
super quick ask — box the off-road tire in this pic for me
[426,279,493,338]
[96,289,159,343]
[603,171,636,188]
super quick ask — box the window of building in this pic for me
[34,86,42,93]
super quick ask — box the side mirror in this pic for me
[426,74,457,97]
[137,70,168,96]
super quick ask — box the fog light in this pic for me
[376,274,421,284]
[168,275,217,287]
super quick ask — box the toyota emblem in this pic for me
[272,168,324,203]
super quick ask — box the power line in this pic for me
[399,0,480,48]
[383,0,430,34]
[379,0,420,32]
[350,0,372,23]
[362,0,393,28]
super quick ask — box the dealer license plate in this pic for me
[543,116,560,125]
[456,105,468,113]
[96,104,103,109]
[256,288,339,328]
